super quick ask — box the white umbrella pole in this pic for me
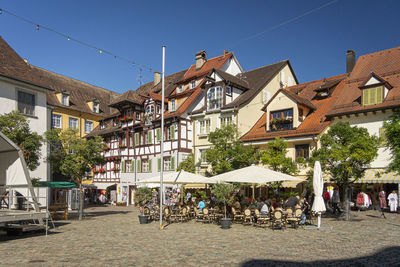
[159,45,165,230]
[317,213,321,228]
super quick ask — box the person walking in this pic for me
[387,191,398,212]
[332,188,341,215]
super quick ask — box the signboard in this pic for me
[120,173,136,185]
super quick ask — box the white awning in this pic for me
[137,170,217,184]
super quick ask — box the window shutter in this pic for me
[131,161,135,172]
[149,132,152,144]
[137,159,141,173]
[363,89,369,106]
[156,128,161,142]
[149,159,152,173]
[369,88,376,105]
[158,158,161,172]
[376,86,383,104]
[170,125,175,140]
[121,161,125,173]
[171,156,175,170]
[135,133,139,146]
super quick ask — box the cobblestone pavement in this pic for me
[0,205,399,266]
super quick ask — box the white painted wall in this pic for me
[221,57,242,76]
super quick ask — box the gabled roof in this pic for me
[241,74,347,142]
[0,36,52,91]
[213,68,249,89]
[223,60,291,109]
[135,69,187,96]
[109,90,143,107]
[164,88,203,119]
[262,89,317,111]
[358,72,393,89]
[178,52,233,83]
[327,46,400,117]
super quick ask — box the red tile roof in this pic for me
[178,52,233,83]
[327,46,400,117]
[241,74,347,142]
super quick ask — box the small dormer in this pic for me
[313,79,343,100]
[359,72,392,106]
[56,91,70,106]
[87,98,100,113]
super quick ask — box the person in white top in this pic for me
[387,191,398,212]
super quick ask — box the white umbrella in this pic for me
[311,161,326,228]
[137,170,217,184]
[212,165,302,184]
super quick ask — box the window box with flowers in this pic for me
[119,144,127,149]
[93,169,100,174]
[270,117,293,131]
[103,146,111,151]
[99,168,106,174]
[119,116,134,123]
[111,167,120,173]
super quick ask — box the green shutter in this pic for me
[149,159,152,172]
[156,128,161,142]
[158,158,161,172]
[135,133,139,146]
[121,161,125,172]
[137,159,141,173]
[369,88,376,105]
[171,156,175,170]
[376,86,383,104]
[170,125,175,140]
[363,89,369,106]
[131,161,135,172]
[149,132,153,144]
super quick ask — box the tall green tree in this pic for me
[0,111,43,170]
[177,153,196,173]
[260,137,298,174]
[205,124,258,175]
[45,128,104,219]
[310,122,379,220]
[383,108,400,174]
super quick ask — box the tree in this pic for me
[205,124,258,175]
[45,128,104,220]
[260,137,297,174]
[0,111,43,171]
[211,183,235,218]
[260,137,298,199]
[310,122,379,220]
[383,108,400,174]
[177,153,196,173]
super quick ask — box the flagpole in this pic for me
[159,45,165,229]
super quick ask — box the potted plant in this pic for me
[111,167,120,173]
[99,168,106,174]
[211,183,235,229]
[135,187,152,224]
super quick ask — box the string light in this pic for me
[0,8,154,72]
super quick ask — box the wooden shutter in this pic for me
[149,159,152,173]
[137,159,141,173]
[369,88,376,105]
[121,161,125,173]
[158,158,161,172]
[170,125,175,140]
[131,161,135,172]
[171,156,175,170]
[156,128,161,142]
[134,133,139,146]
[363,89,369,106]
[149,131,153,144]
[376,86,383,104]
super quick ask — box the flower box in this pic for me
[99,168,106,174]
[111,167,120,173]
[93,169,99,174]
[119,144,127,149]
[119,116,134,123]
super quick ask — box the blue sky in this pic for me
[1,0,400,94]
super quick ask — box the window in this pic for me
[270,109,293,131]
[177,86,183,93]
[145,105,154,114]
[93,102,99,113]
[126,161,132,173]
[295,144,310,161]
[199,149,208,164]
[170,99,176,112]
[226,87,232,96]
[142,160,152,173]
[199,119,211,135]
[61,93,69,106]
[156,105,161,114]
[135,112,140,121]
[145,105,154,124]
[52,114,62,129]
[17,91,35,116]
[100,122,105,129]
[84,120,93,133]
[69,117,78,129]
[191,81,196,89]
[164,158,171,171]
[363,86,383,106]
[207,86,223,110]
[220,116,233,127]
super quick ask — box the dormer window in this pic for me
[191,81,196,89]
[207,86,223,110]
[170,99,176,112]
[177,86,183,93]
[362,86,383,106]
[144,104,154,125]
[93,100,100,113]
[61,92,70,106]
[270,109,293,131]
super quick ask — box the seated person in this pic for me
[197,199,205,211]
[285,195,300,210]
[260,200,269,215]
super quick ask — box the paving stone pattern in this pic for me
[0,206,399,266]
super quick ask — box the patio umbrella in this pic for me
[137,170,217,184]
[311,161,326,228]
[212,165,302,184]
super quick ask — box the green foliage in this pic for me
[135,187,152,204]
[260,137,298,175]
[211,182,235,218]
[45,128,104,185]
[383,108,400,174]
[177,153,196,173]
[0,111,43,170]
[310,122,379,186]
[205,124,258,175]
[31,177,41,187]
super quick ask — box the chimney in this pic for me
[346,50,356,73]
[154,71,161,86]
[195,50,207,70]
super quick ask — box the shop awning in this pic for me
[37,181,77,188]
[355,169,400,184]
